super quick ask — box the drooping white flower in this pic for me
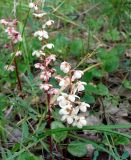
[72,70,84,80]
[57,93,69,108]
[43,20,54,28]
[0,19,8,25]
[33,13,47,18]
[59,77,70,87]
[39,83,52,90]
[44,54,56,66]
[40,71,51,81]
[73,116,87,128]
[4,65,15,71]
[34,30,49,40]
[59,104,72,115]
[78,102,90,112]
[32,50,45,57]
[15,51,22,56]
[60,106,79,124]
[34,63,45,70]
[60,61,71,73]
[68,94,79,102]
[76,81,87,92]
[29,3,38,10]
[48,88,59,95]
[42,43,54,50]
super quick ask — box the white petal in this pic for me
[59,109,68,115]
[61,115,68,121]
[80,105,87,112]
[81,119,87,126]
[68,95,75,102]
[67,117,73,124]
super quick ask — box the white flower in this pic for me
[42,43,54,50]
[60,106,79,125]
[46,54,56,61]
[59,77,70,87]
[61,115,74,124]
[59,104,72,115]
[48,88,59,95]
[29,3,34,8]
[60,61,71,73]
[44,54,56,66]
[34,63,45,70]
[68,94,79,102]
[5,27,22,43]
[40,71,51,81]
[77,81,87,91]
[0,19,8,25]
[57,94,70,108]
[4,65,15,71]
[33,13,47,18]
[43,20,54,28]
[72,70,84,80]
[57,93,68,102]
[59,99,70,108]
[29,3,38,10]
[40,83,52,90]
[34,30,49,40]
[73,116,87,128]
[15,51,22,56]
[78,102,90,112]
[32,50,45,57]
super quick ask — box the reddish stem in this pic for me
[14,57,22,91]
[47,93,52,160]
[11,41,22,92]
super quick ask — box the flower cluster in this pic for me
[34,55,59,95]
[56,62,90,128]
[0,19,22,44]
[29,2,54,44]
[30,2,59,95]
[0,18,23,72]
[30,2,90,128]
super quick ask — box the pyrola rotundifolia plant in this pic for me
[29,1,90,129]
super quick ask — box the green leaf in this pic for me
[104,28,120,41]
[97,84,109,96]
[22,121,29,140]
[17,152,42,160]
[51,121,67,142]
[70,39,83,56]
[121,151,129,160]
[114,135,129,145]
[85,83,97,94]
[81,94,95,104]
[67,141,87,157]
[98,48,119,72]
[123,80,131,90]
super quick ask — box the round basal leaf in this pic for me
[81,94,95,104]
[51,121,67,142]
[67,141,87,157]
[97,84,109,96]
